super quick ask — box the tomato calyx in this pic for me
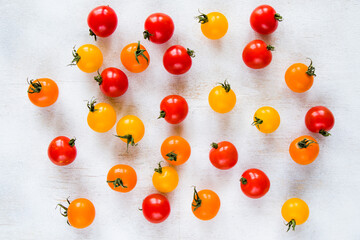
[240,177,247,185]
[166,151,177,161]
[306,58,316,76]
[252,117,263,129]
[297,138,317,148]
[286,219,296,232]
[94,70,103,85]
[89,29,97,41]
[211,142,219,149]
[218,80,231,92]
[69,46,80,66]
[115,134,137,152]
[319,129,331,137]
[275,13,283,22]
[143,30,153,41]
[192,186,202,211]
[266,45,275,51]
[195,10,208,24]
[69,138,76,147]
[154,161,163,174]
[187,48,196,58]
[107,178,128,189]
[56,197,71,225]
[87,97,98,112]
[158,110,166,119]
[135,41,149,64]
[27,79,42,94]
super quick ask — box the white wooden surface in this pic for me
[1,0,360,239]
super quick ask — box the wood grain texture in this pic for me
[1,0,360,239]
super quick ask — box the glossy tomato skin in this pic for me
[250,5,281,35]
[97,67,128,97]
[208,81,236,113]
[87,6,118,38]
[121,42,150,73]
[209,141,238,170]
[253,106,280,133]
[159,95,188,124]
[199,12,228,40]
[161,136,191,166]
[142,194,171,223]
[28,78,59,107]
[242,40,273,69]
[116,115,145,144]
[87,102,116,133]
[281,198,309,231]
[107,164,137,192]
[191,188,220,221]
[152,163,179,193]
[240,168,270,199]
[48,136,77,166]
[305,106,335,136]
[67,198,95,229]
[289,135,319,165]
[144,13,174,44]
[75,44,103,73]
[163,45,193,75]
[285,63,314,93]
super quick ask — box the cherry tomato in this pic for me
[305,106,335,137]
[107,164,137,193]
[27,78,59,107]
[289,136,319,165]
[48,136,77,166]
[57,198,95,229]
[159,95,188,124]
[94,67,128,97]
[115,115,145,151]
[281,198,309,231]
[87,6,117,40]
[285,59,316,93]
[252,106,280,134]
[161,136,191,166]
[250,5,282,35]
[120,41,150,73]
[70,44,103,73]
[143,13,174,44]
[208,80,236,113]
[142,193,170,223]
[86,98,116,133]
[209,141,238,170]
[240,168,270,199]
[196,11,228,39]
[242,40,273,69]
[152,162,179,193]
[163,45,195,75]
[191,187,220,221]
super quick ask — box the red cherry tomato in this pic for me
[209,141,238,170]
[143,13,174,44]
[305,106,335,137]
[158,95,188,124]
[48,136,77,166]
[94,67,128,97]
[242,40,273,69]
[163,45,195,75]
[240,168,270,199]
[87,6,118,40]
[142,193,170,223]
[250,5,283,35]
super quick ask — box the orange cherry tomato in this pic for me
[289,135,319,165]
[285,59,316,93]
[107,164,137,192]
[191,187,220,221]
[120,41,150,73]
[161,136,191,166]
[57,198,95,229]
[27,78,59,107]
[86,98,116,133]
[152,162,179,193]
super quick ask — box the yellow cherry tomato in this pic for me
[252,106,280,133]
[208,80,236,113]
[281,198,309,231]
[152,162,179,193]
[86,98,116,133]
[196,11,228,40]
[115,115,145,150]
[71,44,103,73]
